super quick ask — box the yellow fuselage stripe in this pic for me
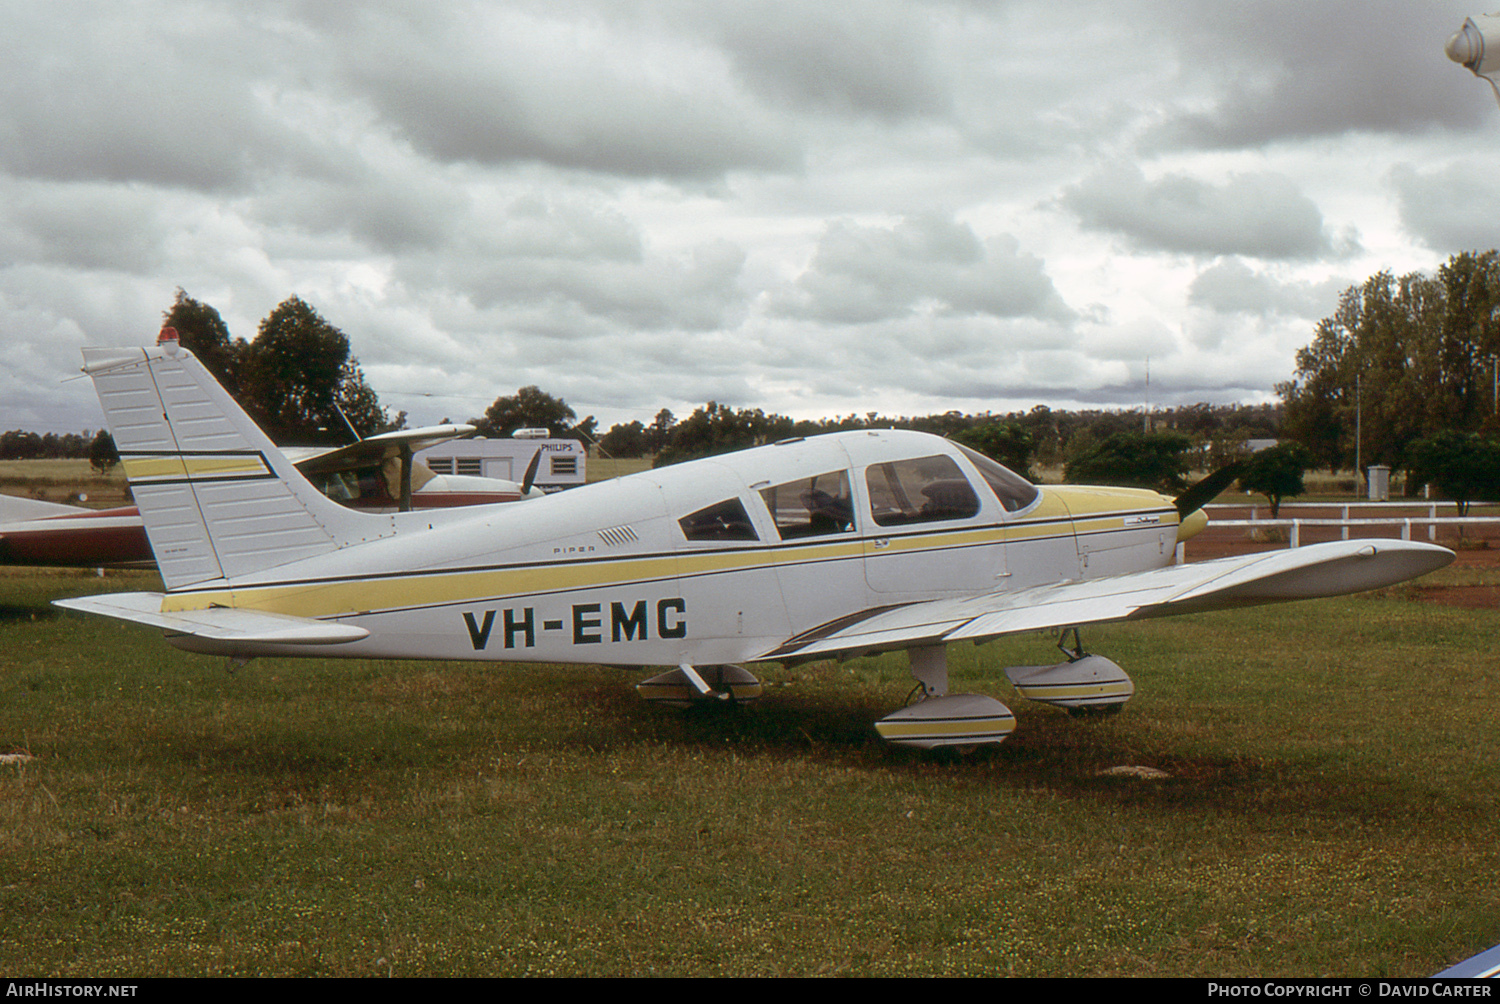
[160,502,1177,617]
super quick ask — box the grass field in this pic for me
[0,561,1495,977]
[0,460,130,508]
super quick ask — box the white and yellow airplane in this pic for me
[56,335,1454,749]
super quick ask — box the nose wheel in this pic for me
[1003,627,1135,713]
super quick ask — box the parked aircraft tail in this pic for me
[81,332,386,591]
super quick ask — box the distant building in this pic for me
[416,437,586,492]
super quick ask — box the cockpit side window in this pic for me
[679,498,759,542]
[952,442,1040,513]
[758,470,854,540]
[866,455,981,527]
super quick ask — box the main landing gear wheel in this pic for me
[874,645,1016,749]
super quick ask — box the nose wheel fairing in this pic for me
[1002,628,1135,711]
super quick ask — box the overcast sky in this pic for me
[2,0,1496,435]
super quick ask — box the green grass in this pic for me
[0,459,130,507]
[0,567,1495,976]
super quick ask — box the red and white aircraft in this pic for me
[1,425,544,568]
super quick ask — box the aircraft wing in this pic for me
[0,493,91,521]
[291,424,476,476]
[54,592,369,645]
[1434,941,1500,978]
[764,539,1453,660]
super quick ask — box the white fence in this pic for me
[1203,501,1500,549]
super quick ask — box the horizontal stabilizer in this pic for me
[0,493,89,521]
[54,592,368,645]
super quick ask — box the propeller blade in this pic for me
[1174,460,1245,517]
[521,448,542,495]
[398,443,414,512]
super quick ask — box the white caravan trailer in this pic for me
[415,437,586,492]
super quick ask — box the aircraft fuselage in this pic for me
[156,430,1186,666]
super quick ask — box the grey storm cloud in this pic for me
[775,214,1072,323]
[0,181,175,274]
[700,0,951,119]
[397,195,749,332]
[1062,164,1335,259]
[0,0,1491,434]
[1188,258,1348,318]
[0,5,339,192]
[327,5,802,180]
[1148,0,1486,149]
[1391,161,1500,254]
[252,174,471,253]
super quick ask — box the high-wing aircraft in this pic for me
[0,419,545,568]
[55,335,1454,749]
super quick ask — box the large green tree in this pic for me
[599,420,647,458]
[162,288,240,391]
[239,296,388,444]
[1278,251,1500,479]
[472,386,596,443]
[1063,431,1193,492]
[653,402,795,467]
[1237,442,1314,517]
[157,292,392,444]
[951,420,1036,481]
[1405,430,1500,516]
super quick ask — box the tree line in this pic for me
[9,289,1286,498]
[16,253,1499,514]
[591,400,1280,478]
[583,249,1500,512]
[1277,250,1500,510]
[0,429,112,463]
[162,289,395,445]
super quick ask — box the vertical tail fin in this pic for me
[82,340,387,590]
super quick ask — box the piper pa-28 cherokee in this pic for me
[56,334,1454,749]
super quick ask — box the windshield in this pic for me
[952,442,1039,513]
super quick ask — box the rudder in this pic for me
[82,337,386,590]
